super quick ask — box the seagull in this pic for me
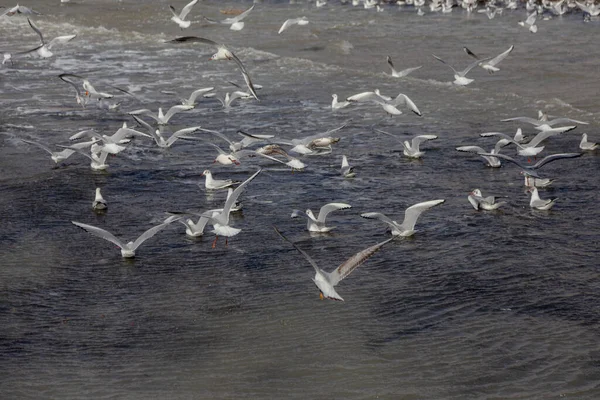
[208,169,261,248]
[1,4,41,17]
[580,133,598,150]
[22,18,76,59]
[203,4,254,31]
[477,152,583,178]
[278,17,309,34]
[346,89,392,103]
[386,56,422,78]
[375,129,437,158]
[432,53,492,86]
[92,188,108,211]
[518,11,538,33]
[528,187,557,210]
[71,216,179,258]
[455,139,511,168]
[480,127,576,157]
[178,210,217,237]
[169,36,259,101]
[467,189,507,211]
[291,203,352,233]
[331,94,350,110]
[169,0,198,29]
[58,74,88,108]
[208,91,250,109]
[20,139,77,164]
[361,199,445,237]
[129,115,201,148]
[180,86,214,107]
[348,91,421,117]
[236,149,306,171]
[341,155,355,177]
[463,45,514,74]
[501,115,587,131]
[273,226,392,301]
[59,145,112,171]
[201,169,239,190]
[128,105,193,125]
[258,122,349,155]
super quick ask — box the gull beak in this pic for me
[319,292,324,300]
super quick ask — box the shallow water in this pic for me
[1,1,600,399]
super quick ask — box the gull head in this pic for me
[470,189,482,197]
[201,169,211,177]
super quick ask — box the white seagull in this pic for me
[208,169,261,247]
[455,139,511,168]
[203,4,254,31]
[341,155,355,177]
[278,17,309,34]
[128,105,193,126]
[129,115,201,148]
[20,139,77,164]
[180,86,215,107]
[291,203,352,233]
[22,18,76,59]
[519,11,538,33]
[463,45,514,74]
[528,187,557,210]
[522,172,554,188]
[331,94,351,110]
[432,53,492,86]
[71,216,179,258]
[361,199,445,237]
[386,55,422,78]
[467,189,506,211]
[478,152,583,178]
[92,188,108,211]
[169,0,198,29]
[273,226,392,302]
[170,36,260,101]
[501,115,587,131]
[375,129,437,158]
[201,169,239,190]
[480,127,576,157]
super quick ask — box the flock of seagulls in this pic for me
[2,0,598,302]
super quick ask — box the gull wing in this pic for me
[432,54,458,74]
[546,117,588,126]
[278,19,295,34]
[273,226,322,274]
[459,56,492,76]
[374,128,410,153]
[27,18,45,44]
[186,87,215,103]
[401,199,445,231]
[487,45,514,67]
[163,104,193,122]
[179,0,198,20]
[360,212,400,230]
[47,35,77,50]
[389,93,421,116]
[395,66,422,77]
[316,203,351,223]
[463,46,479,59]
[131,220,174,250]
[196,127,236,148]
[501,116,543,125]
[386,56,398,75]
[456,145,487,154]
[525,11,537,26]
[328,238,392,286]
[531,152,582,169]
[411,135,437,148]
[169,36,219,46]
[229,52,260,101]
[223,4,255,23]
[72,221,125,249]
[166,126,202,146]
[526,129,565,147]
[20,139,54,155]
[128,109,160,123]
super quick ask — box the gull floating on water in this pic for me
[331,94,350,110]
[455,139,511,168]
[170,36,259,101]
[278,17,309,34]
[92,188,108,211]
[580,133,598,150]
[468,189,507,211]
[463,45,514,74]
[386,56,422,78]
[72,216,179,258]
[169,0,198,29]
[432,53,492,86]
[201,169,239,190]
[203,4,254,31]
[273,226,392,301]
[291,202,352,233]
[375,129,436,158]
[528,187,557,210]
[361,199,445,237]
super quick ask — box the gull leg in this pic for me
[225,237,228,246]
[212,235,218,249]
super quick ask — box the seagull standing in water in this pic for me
[361,199,445,237]
[92,188,108,211]
[273,227,392,301]
[467,189,506,211]
[580,133,598,150]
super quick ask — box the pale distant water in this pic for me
[1,1,599,399]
